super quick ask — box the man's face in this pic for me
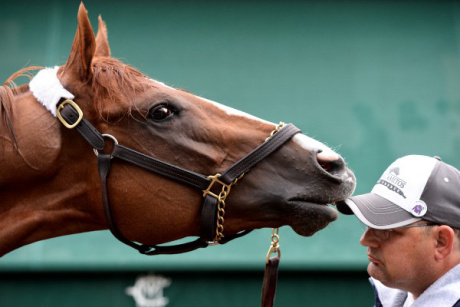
[360,223,436,293]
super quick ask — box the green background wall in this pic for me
[1,0,460,306]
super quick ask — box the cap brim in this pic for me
[337,193,421,229]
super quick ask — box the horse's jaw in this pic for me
[285,201,339,236]
[285,165,356,236]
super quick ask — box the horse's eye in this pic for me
[148,104,177,122]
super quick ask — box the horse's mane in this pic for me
[0,85,17,150]
[1,66,43,149]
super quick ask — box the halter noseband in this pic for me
[30,68,301,255]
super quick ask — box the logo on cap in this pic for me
[412,200,427,217]
[377,167,407,198]
[389,167,400,175]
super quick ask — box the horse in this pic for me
[0,3,355,257]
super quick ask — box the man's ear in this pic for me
[95,15,110,57]
[434,225,456,261]
[62,2,96,82]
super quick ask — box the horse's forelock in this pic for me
[91,58,151,118]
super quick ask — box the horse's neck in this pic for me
[0,178,104,256]
[0,92,106,256]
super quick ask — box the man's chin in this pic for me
[367,262,388,284]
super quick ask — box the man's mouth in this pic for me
[367,253,382,265]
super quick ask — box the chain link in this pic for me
[265,122,285,141]
[213,172,244,242]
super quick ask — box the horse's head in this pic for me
[0,3,355,255]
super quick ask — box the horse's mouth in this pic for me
[285,200,339,237]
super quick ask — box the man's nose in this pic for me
[360,228,380,248]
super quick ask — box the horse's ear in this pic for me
[95,15,111,57]
[62,2,96,81]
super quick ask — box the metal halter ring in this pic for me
[266,228,281,264]
[93,134,119,158]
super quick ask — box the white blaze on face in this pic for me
[204,96,341,161]
[150,78,339,159]
[199,96,274,124]
[293,134,340,161]
[150,79,174,90]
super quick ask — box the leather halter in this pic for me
[56,99,301,255]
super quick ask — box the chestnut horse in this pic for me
[0,3,355,257]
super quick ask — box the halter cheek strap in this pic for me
[30,68,302,255]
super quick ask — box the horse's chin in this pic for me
[286,201,338,237]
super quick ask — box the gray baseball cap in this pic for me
[337,155,460,229]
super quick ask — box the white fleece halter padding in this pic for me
[29,66,74,117]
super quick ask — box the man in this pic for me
[337,155,460,307]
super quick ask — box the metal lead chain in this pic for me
[265,122,285,142]
[266,228,281,264]
[214,183,230,242]
[210,173,245,243]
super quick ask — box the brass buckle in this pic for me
[56,99,83,129]
[202,174,231,198]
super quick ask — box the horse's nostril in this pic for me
[316,151,346,175]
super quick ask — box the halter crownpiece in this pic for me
[29,67,74,117]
